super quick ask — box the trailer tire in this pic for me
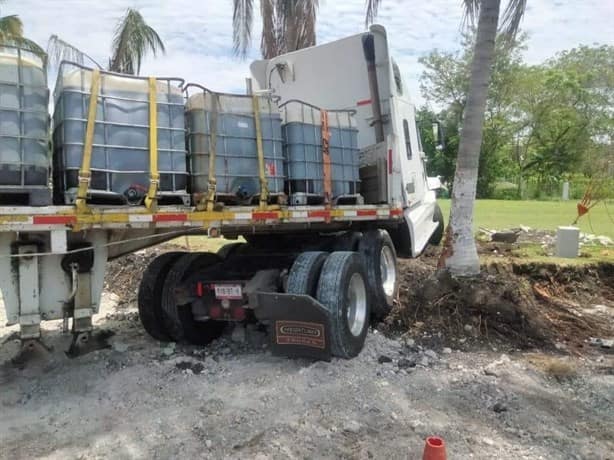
[161,252,227,345]
[358,229,398,320]
[316,252,370,359]
[429,204,444,246]
[287,251,329,296]
[137,251,184,341]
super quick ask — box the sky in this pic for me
[7,0,614,106]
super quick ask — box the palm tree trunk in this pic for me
[444,0,500,276]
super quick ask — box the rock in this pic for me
[378,355,393,364]
[343,420,361,434]
[231,326,246,343]
[205,439,213,449]
[482,437,495,446]
[589,337,613,349]
[112,342,129,353]
[519,225,531,233]
[397,358,416,369]
[442,347,452,354]
[424,349,438,360]
[405,338,415,347]
[492,402,508,413]
[419,356,430,367]
[464,324,473,332]
[161,342,176,356]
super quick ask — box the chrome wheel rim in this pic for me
[380,246,396,299]
[347,273,367,337]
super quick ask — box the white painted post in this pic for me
[556,226,579,258]
[562,181,570,201]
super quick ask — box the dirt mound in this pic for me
[384,256,614,353]
[104,250,162,305]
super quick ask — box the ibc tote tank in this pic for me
[281,100,361,205]
[52,62,189,206]
[185,85,285,206]
[0,45,51,205]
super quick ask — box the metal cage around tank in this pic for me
[52,61,190,206]
[185,84,285,207]
[280,100,361,206]
[0,44,51,205]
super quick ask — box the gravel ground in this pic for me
[1,292,613,460]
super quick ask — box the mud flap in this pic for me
[257,292,332,361]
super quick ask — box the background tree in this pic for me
[47,8,164,75]
[233,0,318,59]
[419,32,525,197]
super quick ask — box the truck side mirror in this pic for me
[432,121,445,150]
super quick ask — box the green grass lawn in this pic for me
[438,199,614,240]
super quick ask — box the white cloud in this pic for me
[7,0,614,106]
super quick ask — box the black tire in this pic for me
[217,242,245,259]
[429,204,444,246]
[137,251,184,341]
[161,252,227,345]
[316,252,370,359]
[358,229,398,320]
[287,251,329,296]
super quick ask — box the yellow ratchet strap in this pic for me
[144,77,159,210]
[202,92,219,211]
[252,94,269,209]
[75,68,101,213]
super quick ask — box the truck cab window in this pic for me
[415,120,423,151]
[403,119,412,159]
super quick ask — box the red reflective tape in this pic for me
[252,211,279,220]
[356,98,372,106]
[388,149,393,175]
[390,208,403,216]
[153,213,187,222]
[196,282,203,297]
[357,209,377,217]
[308,210,331,219]
[33,215,76,225]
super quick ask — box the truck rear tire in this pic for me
[429,204,444,246]
[358,229,398,320]
[316,252,370,359]
[137,251,184,341]
[287,251,329,296]
[161,252,227,345]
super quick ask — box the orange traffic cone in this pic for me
[422,436,446,460]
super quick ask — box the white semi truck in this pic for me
[0,25,443,362]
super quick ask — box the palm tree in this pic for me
[0,4,45,57]
[233,0,318,59]
[47,8,165,75]
[367,0,526,276]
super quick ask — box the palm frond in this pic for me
[0,14,23,40]
[364,0,381,27]
[461,0,481,29]
[499,0,526,39]
[108,8,165,75]
[47,34,103,69]
[233,0,254,58]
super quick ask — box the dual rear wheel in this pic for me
[286,229,398,358]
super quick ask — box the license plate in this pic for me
[214,284,242,300]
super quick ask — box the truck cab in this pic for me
[250,24,442,256]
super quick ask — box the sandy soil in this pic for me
[1,282,613,460]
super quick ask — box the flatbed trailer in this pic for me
[0,26,443,361]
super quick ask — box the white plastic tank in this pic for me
[0,45,50,205]
[52,62,188,205]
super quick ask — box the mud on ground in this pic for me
[1,246,613,460]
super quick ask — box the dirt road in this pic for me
[1,287,613,460]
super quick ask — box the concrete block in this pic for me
[556,226,579,258]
